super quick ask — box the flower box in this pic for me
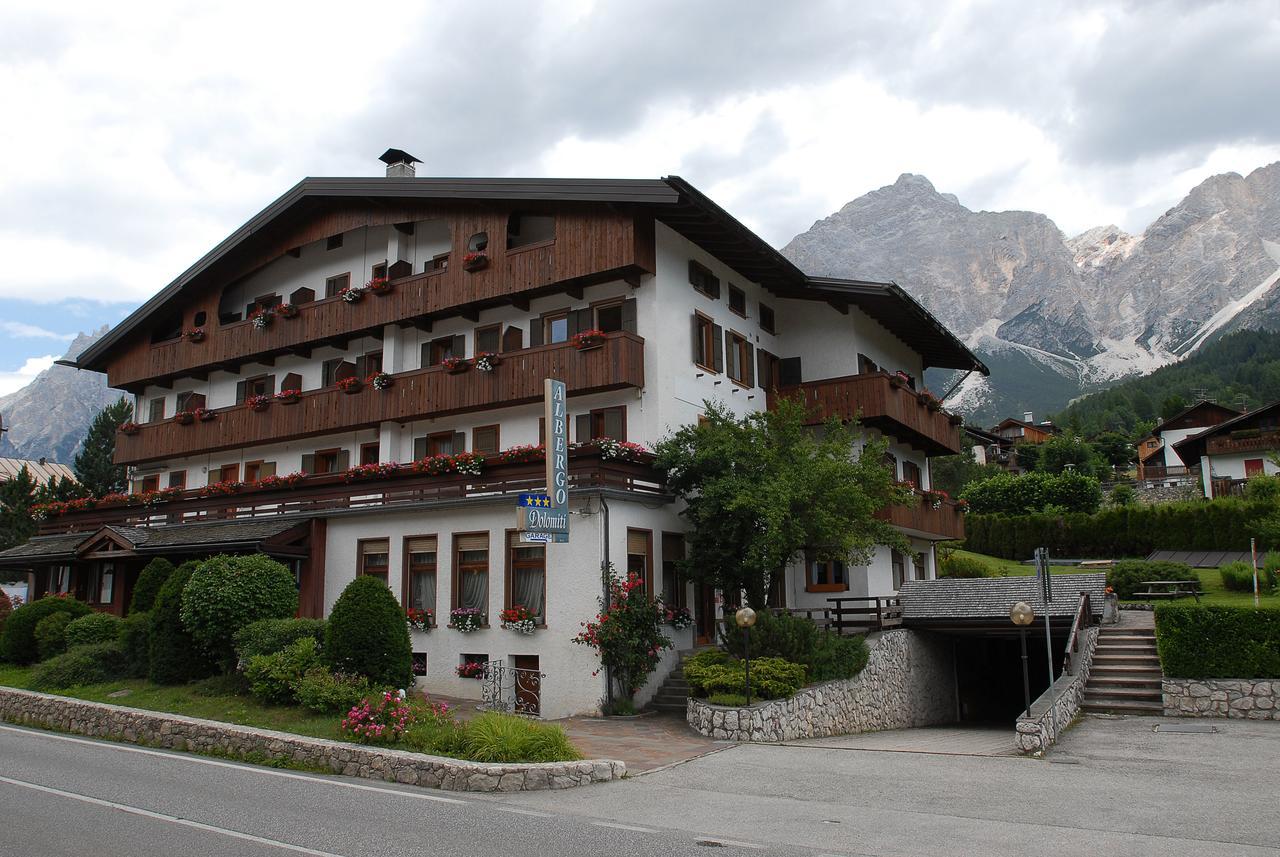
[456,662,484,679]
[571,329,606,351]
[173,411,195,426]
[366,277,393,295]
[368,372,394,391]
[339,286,366,304]
[461,252,488,272]
[250,309,273,331]
[449,608,485,633]
[499,605,537,635]
[664,606,694,630]
[473,352,500,373]
[275,389,300,404]
[184,328,206,343]
[442,356,469,375]
[118,422,140,436]
[245,394,271,412]
[196,407,217,422]
[336,377,363,394]
[276,303,299,319]
[406,608,432,632]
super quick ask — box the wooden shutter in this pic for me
[691,314,703,364]
[575,414,592,442]
[627,530,650,556]
[235,380,247,405]
[452,334,466,358]
[336,449,350,471]
[574,308,593,334]
[779,356,802,387]
[334,361,356,382]
[420,342,431,368]
[355,355,367,377]
[530,318,543,347]
[453,431,467,452]
[621,298,637,333]
[456,533,488,553]
[606,408,626,440]
[711,324,724,373]
[265,374,276,395]
[301,454,316,475]
[743,342,755,387]
[259,461,277,479]
[281,372,301,392]
[413,437,428,460]
[757,349,772,389]
[502,325,523,352]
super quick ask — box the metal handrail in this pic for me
[1061,591,1092,676]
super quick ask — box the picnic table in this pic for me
[1135,579,1204,602]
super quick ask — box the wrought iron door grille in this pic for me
[480,660,545,717]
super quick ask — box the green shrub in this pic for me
[149,562,216,684]
[34,611,73,661]
[30,642,127,691]
[808,633,870,682]
[1266,553,1280,590]
[1107,560,1197,600]
[234,618,327,664]
[294,668,375,713]
[1220,561,1256,592]
[64,613,122,648]
[705,692,748,706]
[460,712,583,763]
[324,575,411,688]
[0,589,14,640]
[401,706,467,758]
[244,637,322,704]
[959,470,1103,515]
[686,655,806,700]
[1,596,93,664]
[718,611,869,682]
[128,558,175,614]
[939,552,996,578]
[1108,484,1137,507]
[1244,474,1280,503]
[180,554,298,670]
[119,611,151,678]
[1155,605,1280,678]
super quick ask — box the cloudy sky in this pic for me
[1,0,1278,395]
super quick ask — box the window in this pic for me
[507,531,546,624]
[428,253,449,272]
[323,360,356,387]
[913,553,927,582]
[806,554,848,592]
[356,351,383,378]
[245,293,281,319]
[728,284,747,317]
[891,550,907,590]
[326,234,344,250]
[237,375,274,404]
[324,273,350,298]
[767,572,786,608]
[692,312,722,372]
[596,302,623,333]
[148,398,166,423]
[626,529,653,591]
[175,391,204,412]
[359,539,390,585]
[371,261,388,281]
[883,452,898,480]
[139,475,160,494]
[193,311,207,327]
[359,443,380,466]
[502,325,523,352]
[506,212,555,249]
[576,406,625,442]
[453,533,489,615]
[545,312,570,345]
[150,316,182,344]
[167,470,186,490]
[403,536,437,621]
[217,463,239,484]
[475,325,501,355]
[414,431,462,460]
[661,533,687,610]
[307,448,344,475]
[759,303,775,334]
[688,260,721,299]
[244,460,276,483]
[725,331,754,386]
[473,425,500,454]
[424,335,464,367]
[757,349,780,390]
[902,460,922,489]
[95,562,115,606]
[1146,440,1159,449]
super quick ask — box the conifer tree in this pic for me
[0,465,37,552]
[73,397,133,496]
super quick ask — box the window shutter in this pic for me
[757,349,771,389]
[420,342,431,368]
[301,454,316,475]
[362,539,389,555]
[355,355,367,378]
[621,298,637,334]
[710,277,721,300]
[413,437,428,460]
[266,374,276,395]
[188,393,206,411]
[603,408,625,441]
[575,414,592,442]
[627,530,650,555]
[453,431,467,452]
[575,308,593,334]
[530,318,544,347]
[711,324,724,373]
[259,461,277,479]
[743,342,755,387]
[407,536,437,555]
[456,534,488,553]
[452,334,466,358]
[691,314,703,364]
[334,361,356,382]
[502,325,523,352]
[779,356,802,387]
[336,449,350,471]
[235,380,247,405]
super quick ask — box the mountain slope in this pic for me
[0,328,120,465]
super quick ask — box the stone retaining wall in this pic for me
[1163,679,1279,720]
[1015,626,1099,755]
[686,629,956,742]
[0,687,623,791]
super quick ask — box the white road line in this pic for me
[0,773,348,857]
[0,723,468,805]
[696,838,766,850]
[491,806,554,817]
[591,820,660,833]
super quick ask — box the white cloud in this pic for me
[0,321,75,341]
[0,355,56,397]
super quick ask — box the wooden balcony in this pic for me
[38,449,665,536]
[114,332,645,466]
[875,493,966,540]
[766,372,964,455]
[1205,430,1280,456]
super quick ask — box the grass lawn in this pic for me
[0,665,341,740]
[949,549,1035,577]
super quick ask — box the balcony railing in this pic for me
[875,492,966,540]
[38,449,665,535]
[114,332,645,466]
[766,372,964,455]
[1205,430,1280,455]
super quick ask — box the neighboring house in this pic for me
[1173,400,1280,498]
[1135,400,1240,482]
[963,425,1004,467]
[0,457,76,487]
[988,413,1059,472]
[0,152,986,717]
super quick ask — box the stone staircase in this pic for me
[1082,619,1163,715]
[647,650,700,713]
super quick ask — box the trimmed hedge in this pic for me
[180,554,298,670]
[30,642,127,691]
[119,611,151,678]
[1,596,92,664]
[963,498,1274,560]
[244,637,322,704]
[324,575,412,688]
[233,618,327,664]
[939,552,996,578]
[719,610,870,682]
[34,612,74,661]
[1107,560,1197,600]
[960,470,1103,515]
[148,562,216,684]
[65,613,122,648]
[1155,605,1280,679]
[129,558,175,614]
[684,651,807,700]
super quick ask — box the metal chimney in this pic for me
[1023,411,1033,423]
[379,148,422,178]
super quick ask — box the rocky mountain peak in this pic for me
[1066,224,1139,269]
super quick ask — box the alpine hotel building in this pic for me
[0,151,986,718]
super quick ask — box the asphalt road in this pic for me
[2,715,1279,857]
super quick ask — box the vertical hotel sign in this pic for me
[544,379,569,509]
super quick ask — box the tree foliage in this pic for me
[959,470,1103,516]
[572,567,672,703]
[1,595,93,664]
[324,575,412,688]
[148,561,217,684]
[0,465,37,553]
[129,558,175,614]
[180,554,298,670]
[929,448,1004,496]
[73,397,133,497]
[654,399,910,607]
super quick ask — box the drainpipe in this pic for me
[599,493,613,710]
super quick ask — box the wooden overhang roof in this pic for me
[1173,399,1280,463]
[1149,400,1241,438]
[73,175,985,376]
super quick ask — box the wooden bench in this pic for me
[1134,579,1204,602]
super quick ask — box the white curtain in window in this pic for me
[514,569,545,622]
[461,569,486,612]
[410,571,436,614]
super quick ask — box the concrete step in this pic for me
[1099,631,1155,641]
[653,692,690,705]
[1095,645,1159,655]
[1082,699,1164,715]
[1083,685,1162,700]
[1087,675,1163,689]
[1093,653,1161,664]
[649,701,688,712]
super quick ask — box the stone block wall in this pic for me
[686,629,956,742]
[1163,679,1279,719]
[1015,625,1098,755]
[0,687,623,791]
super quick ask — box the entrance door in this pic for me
[1245,458,1265,478]
[512,655,541,716]
[694,583,717,645]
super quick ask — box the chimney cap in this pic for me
[379,148,422,166]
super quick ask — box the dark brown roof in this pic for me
[1150,400,1241,437]
[73,175,985,375]
[1172,399,1280,462]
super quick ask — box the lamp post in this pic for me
[735,606,758,705]
[1010,601,1034,719]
